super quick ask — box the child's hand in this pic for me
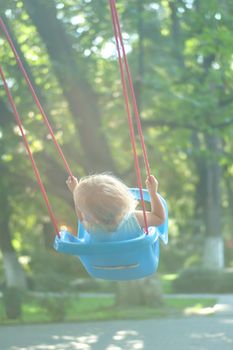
[146,175,158,193]
[66,176,78,193]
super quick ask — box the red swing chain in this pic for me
[0,64,60,236]
[110,1,151,177]
[109,0,151,233]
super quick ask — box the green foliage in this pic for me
[29,249,88,292]
[39,296,66,322]
[159,234,204,273]
[173,268,233,293]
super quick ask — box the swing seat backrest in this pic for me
[54,189,168,280]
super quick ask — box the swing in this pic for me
[0,0,168,281]
[54,189,168,280]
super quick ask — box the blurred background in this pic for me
[0,0,233,323]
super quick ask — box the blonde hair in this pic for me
[73,174,137,232]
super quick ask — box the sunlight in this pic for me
[13,125,26,136]
[12,334,99,350]
[215,13,222,20]
[76,26,89,34]
[5,9,13,18]
[148,3,160,11]
[28,111,35,118]
[31,139,43,152]
[212,62,220,70]
[56,3,65,10]
[1,154,13,162]
[93,36,103,46]
[25,52,40,62]
[1,77,15,88]
[127,340,144,349]
[101,41,117,59]
[71,15,85,25]
[84,49,91,57]
[113,330,138,340]
[183,0,195,8]
[109,330,144,350]
[184,305,215,316]
[177,7,185,14]
[18,255,31,265]
[100,39,132,59]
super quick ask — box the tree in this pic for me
[23,0,116,174]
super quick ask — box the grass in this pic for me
[166,297,216,310]
[0,293,217,325]
[0,274,219,324]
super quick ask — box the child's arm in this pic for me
[135,175,165,227]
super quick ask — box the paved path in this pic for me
[1,294,233,350]
[1,315,233,350]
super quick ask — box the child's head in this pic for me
[73,174,137,232]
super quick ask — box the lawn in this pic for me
[0,293,217,325]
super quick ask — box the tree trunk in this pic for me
[2,252,27,289]
[192,132,224,269]
[0,183,27,289]
[0,189,27,289]
[202,237,224,269]
[191,132,208,235]
[0,103,27,289]
[225,176,233,232]
[116,276,163,307]
[169,1,185,68]
[203,134,224,269]
[23,0,115,174]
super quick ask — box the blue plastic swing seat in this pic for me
[54,188,168,280]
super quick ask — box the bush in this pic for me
[216,271,233,293]
[173,268,233,293]
[40,297,67,322]
[159,235,204,273]
[30,250,88,292]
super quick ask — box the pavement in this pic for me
[0,294,233,350]
[165,293,233,317]
[213,294,233,315]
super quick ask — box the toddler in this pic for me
[66,174,165,239]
